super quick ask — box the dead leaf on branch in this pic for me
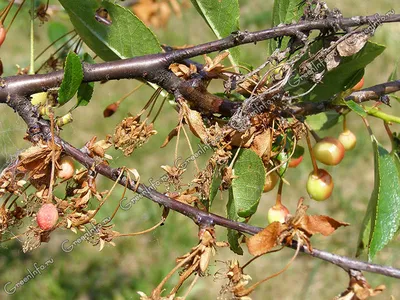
[113,115,157,156]
[17,141,61,180]
[246,222,283,256]
[337,32,369,57]
[246,198,349,256]
[334,270,385,300]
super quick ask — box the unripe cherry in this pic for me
[306,169,334,201]
[288,155,303,168]
[338,129,357,151]
[56,156,75,180]
[267,204,289,224]
[263,171,279,193]
[313,137,345,166]
[0,25,6,47]
[37,203,59,231]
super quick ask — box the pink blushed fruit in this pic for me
[306,169,334,201]
[338,130,357,151]
[268,204,289,224]
[37,203,59,231]
[313,137,345,166]
[56,156,75,180]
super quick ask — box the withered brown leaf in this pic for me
[246,222,283,256]
[301,215,350,236]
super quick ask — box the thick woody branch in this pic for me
[0,13,399,105]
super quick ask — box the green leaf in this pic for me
[293,42,385,101]
[209,168,222,206]
[227,189,245,255]
[356,133,400,260]
[190,0,240,68]
[345,100,367,117]
[59,0,162,61]
[230,149,266,218]
[268,0,305,55]
[306,111,343,131]
[76,53,95,107]
[58,52,84,106]
[226,149,265,254]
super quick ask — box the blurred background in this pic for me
[0,0,399,299]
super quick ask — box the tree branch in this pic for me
[2,12,400,283]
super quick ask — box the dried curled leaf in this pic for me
[17,141,62,180]
[246,222,283,256]
[113,115,157,156]
[246,198,349,256]
[301,215,349,236]
[334,270,385,300]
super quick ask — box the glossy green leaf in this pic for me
[356,134,400,260]
[345,100,367,117]
[59,0,162,61]
[58,52,83,105]
[268,0,305,55]
[190,0,240,68]
[229,149,266,218]
[306,111,343,131]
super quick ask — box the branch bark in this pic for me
[2,11,400,285]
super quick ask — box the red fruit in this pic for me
[268,204,289,224]
[306,169,334,201]
[288,155,303,168]
[338,130,357,151]
[56,156,75,180]
[313,137,345,166]
[0,25,6,47]
[37,203,59,230]
[352,77,364,91]
[263,171,279,193]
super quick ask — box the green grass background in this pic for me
[0,0,399,299]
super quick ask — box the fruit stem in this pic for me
[306,130,319,176]
[275,179,283,207]
[0,0,14,24]
[304,122,321,142]
[6,0,26,32]
[343,114,347,131]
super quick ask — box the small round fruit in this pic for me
[268,204,289,224]
[289,155,303,168]
[37,203,59,231]
[306,169,334,201]
[263,171,279,193]
[56,156,75,180]
[338,130,357,151]
[0,25,6,47]
[313,137,345,166]
[352,77,364,91]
